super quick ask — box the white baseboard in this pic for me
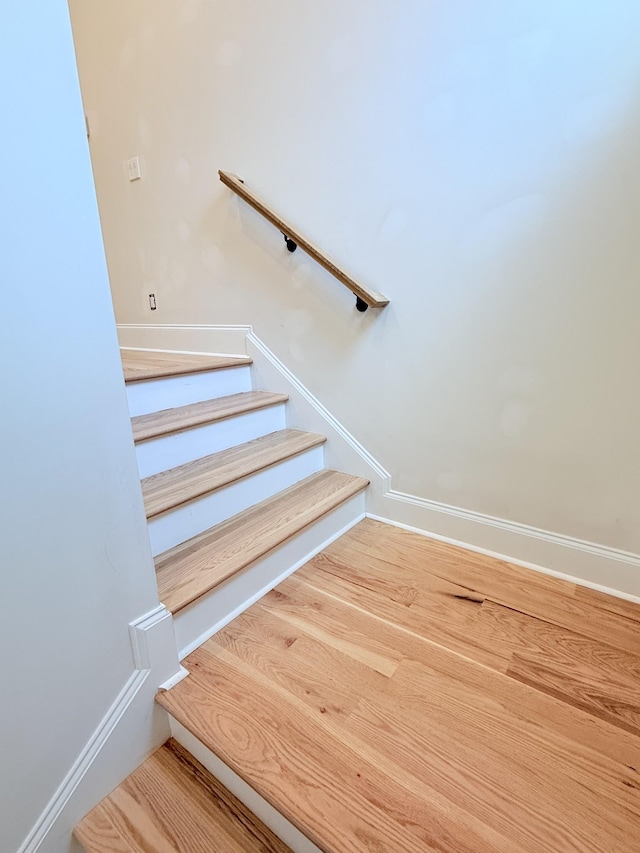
[170,719,322,853]
[17,670,169,853]
[372,493,640,602]
[18,605,185,853]
[116,322,640,600]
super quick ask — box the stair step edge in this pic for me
[156,470,369,614]
[132,391,290,443]
[142,429,327,520]
[122,349,252,383]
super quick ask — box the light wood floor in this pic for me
[159,518,640,853]
[75,739,292,852]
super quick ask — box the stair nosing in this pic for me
[156,470,369,614]
[142,429,327,520]
[122,351,253,384]
[132,391,290,444]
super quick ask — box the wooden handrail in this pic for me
[218,170,390,312]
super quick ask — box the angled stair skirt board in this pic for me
[117,325,640,601]
[18,671,170,853]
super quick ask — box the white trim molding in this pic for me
[116,323,250,356]
[116,323,640,601]
[370,502,640,604]
[17,671,152,853]
[246,331,389,487]
[129,604,184,685]
[17,604,185,853]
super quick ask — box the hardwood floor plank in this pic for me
[278,578,640,772]
[344,656,639,853]
[159,646,442,853]
[574,584,640,624]
[160,643,525,853]
[297,554,511,671]
[476,600,640,735]
[342,518,577,598]
[211,603,389,720]
[259,580,403,677]
[346,520,640,655]
[154,518,640,853]
[75,740,292,852]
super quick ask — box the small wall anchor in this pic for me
[355,296,368,312]
[283,234,298,252]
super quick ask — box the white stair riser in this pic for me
[170,719,323,853]
[174,491,366,657]
[127,366,252,416]
[136,405,287,478]
[148,445,325,557]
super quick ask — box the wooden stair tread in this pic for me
[74,739,292,853]
[142,429,327,519]
[121,349,252,383]
[156,469,368,613]
[131,391,289,443]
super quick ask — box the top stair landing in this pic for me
[121,349,252,383]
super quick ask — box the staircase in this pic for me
[122,348,368,659]
[75,348,368,851]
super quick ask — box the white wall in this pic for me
[69,1,640,558]
[0,2,166,850]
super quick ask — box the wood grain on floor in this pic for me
[158,518,640,853]
[75,739,292,852]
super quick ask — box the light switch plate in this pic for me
[127,156,142,181]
